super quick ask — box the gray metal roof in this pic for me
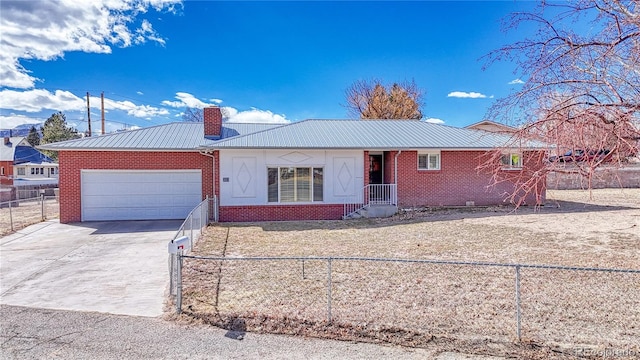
[37,119,540,152]
[205,119,529,150]
[38,122,284,151]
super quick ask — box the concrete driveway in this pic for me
[0,219,182,317]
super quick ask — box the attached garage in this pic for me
[81,170,202,221]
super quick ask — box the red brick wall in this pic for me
[58,151,214,223]
[219,204,344,222]
[0,161,13,185]
[394,150,544,207]
[204,107,222,137]
[383,151,395,184]
[363,151,370,188]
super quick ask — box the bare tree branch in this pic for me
[345,79,424,119]
[481,0,640,206]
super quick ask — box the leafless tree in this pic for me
[345,79,423,119]
[182,106,229,122]
[480,0,640,205]
[182,107,204,122]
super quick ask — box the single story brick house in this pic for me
[40,107,545,223]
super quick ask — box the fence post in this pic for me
[169,254,174,295]
[327,257,332,323]
[302,260,306,280]
[214,195,219,222]
[9,200,14,232]
[176,251,183,314]
[41,193,45,221]
[190,215,194,248]
[515,265,522,342]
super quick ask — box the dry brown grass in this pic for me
[0,198,59,236]
[177,189,640,359]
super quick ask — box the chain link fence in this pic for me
[168,196,217,296]
[0,194,59,236]
[171,255,639,349]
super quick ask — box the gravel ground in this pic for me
[1,304,498,360]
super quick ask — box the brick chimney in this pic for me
[204,107,223,138]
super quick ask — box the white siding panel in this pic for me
[81,170,202,221]
[219,149,364,206]
[231,157,257,198]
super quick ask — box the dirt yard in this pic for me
[177,189,640,359]
[0,198,59,236]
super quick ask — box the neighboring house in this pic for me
[40,108,546,223]
[466,120,516,133]
[1,137,58,187]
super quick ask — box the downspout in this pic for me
[394,150,402,206]
[200,150,217,222]
[199,150,216,200]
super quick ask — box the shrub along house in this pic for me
[40,107,545,223]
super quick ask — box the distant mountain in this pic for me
[0,123,41,138]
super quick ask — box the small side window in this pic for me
[501,153,522,169]
[418,153,441,170]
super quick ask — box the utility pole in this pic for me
[101,91,105,135]
[86,92,92,137]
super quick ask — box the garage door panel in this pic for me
[81,170,202,221]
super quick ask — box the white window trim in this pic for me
[417,151,441,171]
[267,166,324,204]
[501,152,523,170]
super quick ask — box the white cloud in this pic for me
[0,88,168,118]
[509,78,525,85]
[162,92,218,108]
[0,114,41,128]
[137,91,144,95]
[424,118,445,124]
[447,91,488,99]
[0,89,85,112]
[161,93,289,123]
[102,98,169,118]
[0,0,182,89]
[224,107,289,124]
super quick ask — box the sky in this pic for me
[0,0,539,134]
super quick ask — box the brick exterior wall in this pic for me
[0,161,13,186]
[204,107,223,137]
[219,204,344,222]
[58,151,214,223]
[393,150,544,207]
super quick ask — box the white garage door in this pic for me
[81,170,202,221]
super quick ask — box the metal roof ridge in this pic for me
[203,120,300,147]
[38,122,199,149]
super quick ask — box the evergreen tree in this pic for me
[40,112,80,160]
[26,125,40,146]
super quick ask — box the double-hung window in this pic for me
[501,153,522,169]
[268,167,323,203]
[418,152,440,170]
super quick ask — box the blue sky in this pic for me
[0,1,537,134]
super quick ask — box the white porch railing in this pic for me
[343,184,397,218]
